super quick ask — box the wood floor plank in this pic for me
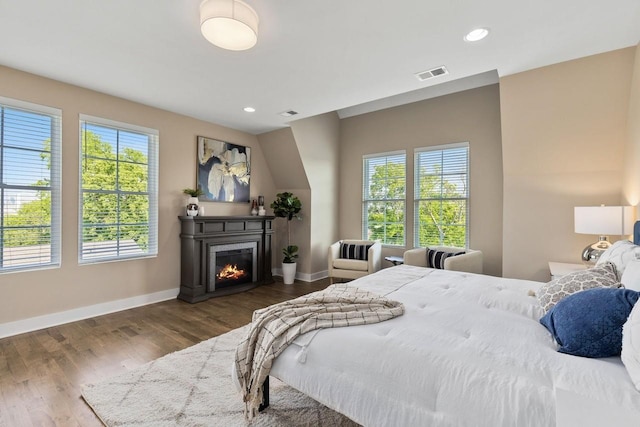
[0,278,329,426]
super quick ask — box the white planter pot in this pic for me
[282,262,297,284]
[186,196,199,216]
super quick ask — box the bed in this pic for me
[267,260,640,426]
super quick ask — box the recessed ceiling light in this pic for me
[243,107,256,113]
[464,28,489,42]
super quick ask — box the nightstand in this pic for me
[384,256,404,266]
[548,262,588,280]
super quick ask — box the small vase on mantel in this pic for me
[186,197,199,216]
[183,188,203,217]
[257,195,266,216]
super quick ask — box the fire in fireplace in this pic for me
[217,263,248,281]
[209,242,258,292]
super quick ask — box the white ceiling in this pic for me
[0,0,638,135]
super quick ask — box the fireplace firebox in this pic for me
[210,242,258,292]
[178,216,274,303]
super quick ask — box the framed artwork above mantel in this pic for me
[197,136,250,203]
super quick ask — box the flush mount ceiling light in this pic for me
[243,106,256,112]
[200,0,259,51]
[464,28,489,42]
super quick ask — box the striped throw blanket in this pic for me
[234,283,404,419]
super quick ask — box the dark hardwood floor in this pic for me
[0,278,330,427]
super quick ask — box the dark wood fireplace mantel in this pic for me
[178,215,275,303]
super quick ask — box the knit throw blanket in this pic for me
[234,283,405,419]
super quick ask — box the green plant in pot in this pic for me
[282,245,299,264]
[183,188,203,197]
[183,188,203,216]
[271,192,302,284]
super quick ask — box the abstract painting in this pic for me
[197,136,250,203]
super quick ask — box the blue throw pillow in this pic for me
[540,288,640,358]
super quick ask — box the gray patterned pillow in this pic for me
[537,262,620,313]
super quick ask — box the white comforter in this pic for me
[270,265,640,427]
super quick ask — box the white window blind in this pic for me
[362,151,406,246]
[0,97,61,272]
[414,143,469,248]
[79,115,158,263]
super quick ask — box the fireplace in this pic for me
[209,242,258,292]
[178,216,274,303]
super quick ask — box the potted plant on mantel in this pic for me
[271,192,302,284]
[183,188,203,216]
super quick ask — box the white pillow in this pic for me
[622,300,640,391]
[596,240,640,279]
[622,261,640,291]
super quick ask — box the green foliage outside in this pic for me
[3,187,51,248]
[365,162,405,245]
[81,130,149,250]
[365,162,467,247]
[415,163,467,247]
[3,130,150,250]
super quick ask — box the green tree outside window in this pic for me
[414,145,468,248]
[363,153,406,245]
[5,129,151,254]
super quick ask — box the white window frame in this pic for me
[414,142,469,248]
[0,96,61,273]
[78,115,158,264]
[362,150,406,246]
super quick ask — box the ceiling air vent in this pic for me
[279,110,298,117]
[415,66,449,81]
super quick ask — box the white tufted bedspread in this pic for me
[270,265,640,427]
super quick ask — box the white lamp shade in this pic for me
[574,206,635,236]
[200,0,259,51]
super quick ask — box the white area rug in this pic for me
[82,325,359,426]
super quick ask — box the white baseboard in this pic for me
[0,287,180,339]
[309,269,329,281]
[271,268,328,283]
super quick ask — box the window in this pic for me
[79,115,158,262]
[414,143,469,248]
[362,151,406,246]
[0,97,61,272]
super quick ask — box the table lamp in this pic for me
[574,205,634,264]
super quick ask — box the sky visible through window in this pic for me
[83,122,149,161]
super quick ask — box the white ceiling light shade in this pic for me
[464,28,489,42]
[574,205,635,263]
[200,0,259,51]
[243,106,256,112]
